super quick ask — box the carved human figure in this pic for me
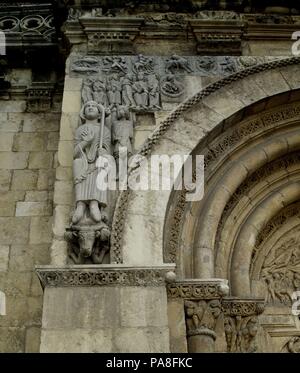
[147,74,161,110]
[121,74,136,107]
[111,105,134,174]
[165,54,193,74]
[82,78,94,104]
[197,56,218,75]
[133,54,154,74]
[92,78,107,106]
[107,76,122,107]
[72,101,111,225]
[184,299,221,353]
[132,72,148,109]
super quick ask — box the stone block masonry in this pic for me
[0,101,61,352]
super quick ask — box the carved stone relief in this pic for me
[185,299,222,352]
[282,337,300,353]
[70,55,281,118]
[65,100,129,264]
[222,299,265,353]
[260,232,300,306]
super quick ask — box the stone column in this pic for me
[167,279,229,353]
[37,265,175,352]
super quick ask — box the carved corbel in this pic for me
[189,15,244,55]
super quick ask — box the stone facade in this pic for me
[0,0,300,353]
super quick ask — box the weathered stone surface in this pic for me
[167,299,188,353]
[0,152,28,169]
[52,205,71,237]
[120,287,168,327]
[13,133,47,152]
[0,191,25,216]
[113,327,170,353]
[57,141,74,167]
[42,287,120,330]
[29,217,53,244]
[0,114,21,132]
[11,170,38,190]
[0,327,25,352]
[23,114,60,132]
[9,244,50,272]
[0,133,14,151]
[56,166,73,181]
[25,191,48,202]
[40,329,113,353]
[0,101,26,113]
[0,170,11,191]
[47,132,59,151]
[16,202,52,217]
[28,152,53,170]
[0,245,10,272]
[0,217,30,244]
[53,181,73,205]
[25,327,41,353]
[37,169,55,190]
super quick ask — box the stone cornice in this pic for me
[36,265,176,288]
[167,279,229,299]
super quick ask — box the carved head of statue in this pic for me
[80,101,104,123]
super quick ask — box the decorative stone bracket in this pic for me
[189,18,244,55]
[65,16,144,54]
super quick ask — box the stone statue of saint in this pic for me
[72,101,111,225]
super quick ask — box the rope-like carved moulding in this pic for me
[222,298,265,353]
[35,265,176,288]
[110,56,300,264]
[167,279,229,300]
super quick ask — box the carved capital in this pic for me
[222,298,265,353]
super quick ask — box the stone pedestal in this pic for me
[36,265,175,353]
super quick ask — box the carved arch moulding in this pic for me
[108,56,300,270]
